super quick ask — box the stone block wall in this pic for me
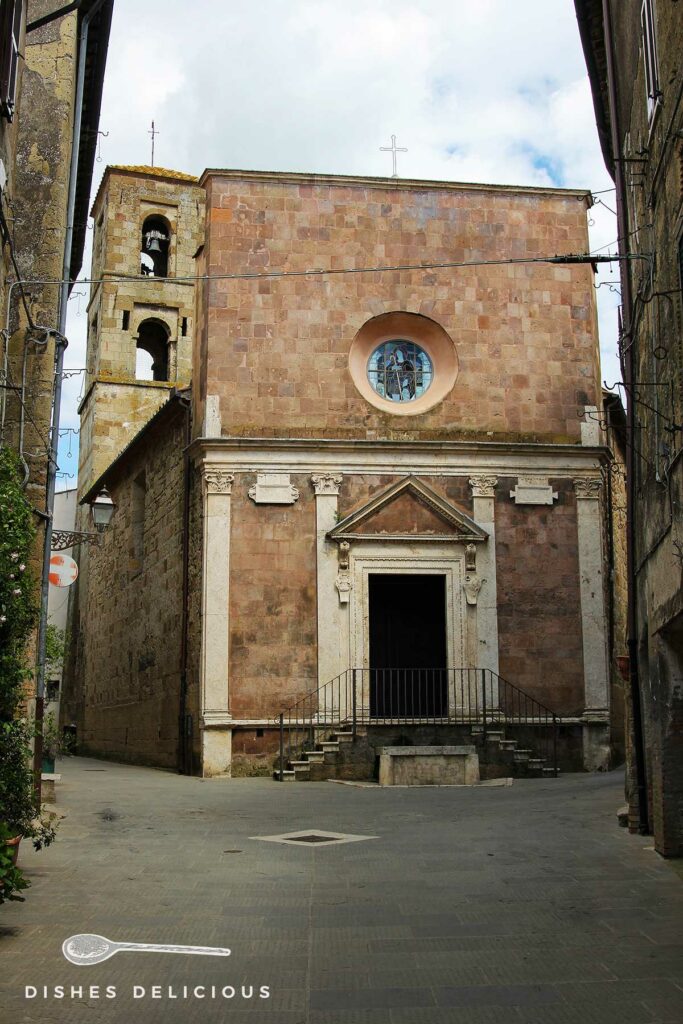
[198,170,600,444]
[228,473,317,717]
[495,478,584,714]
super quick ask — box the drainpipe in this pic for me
[178,393,192,774]
[33,0,109,797]
[601,0,649,834]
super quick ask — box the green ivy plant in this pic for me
[45,624,66,677]
[0,447,38,718]
[0,719,57,849]
[0,448,57,897]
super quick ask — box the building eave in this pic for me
[80,389,190,505]
[574,0,614,176]
[69,0,115,286]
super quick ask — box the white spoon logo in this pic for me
[62,933,231,966]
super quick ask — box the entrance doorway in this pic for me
[368,574,447,718]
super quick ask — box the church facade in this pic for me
[64,166,619,778]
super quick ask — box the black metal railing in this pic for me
[276,667,559,779]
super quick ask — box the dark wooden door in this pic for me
[369,574,447,718]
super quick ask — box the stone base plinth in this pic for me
[201,728,232,777]
[41,773,61,802]
[582,715,610,771]
[378,745,480,786]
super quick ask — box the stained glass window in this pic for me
[367,340,433,402]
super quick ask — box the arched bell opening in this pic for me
[140,214,170,277]
[135,318,170,382]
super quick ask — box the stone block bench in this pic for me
[378,745,480,786]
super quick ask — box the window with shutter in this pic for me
[0,0,23,122]
[641,0,661,123]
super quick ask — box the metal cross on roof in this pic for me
[380,134,408,178]
[149,120,159,167]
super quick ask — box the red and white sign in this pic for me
[49,554,79,588]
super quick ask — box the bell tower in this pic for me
[78,165,205,498]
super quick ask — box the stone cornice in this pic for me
[328,476,488,545]
[189,436,611,460]
[199,167,590,202]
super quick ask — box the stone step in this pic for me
[484,731,505,742]
[290,761,310,771]
[273,770,296,781]
[542,767,560,776]
[498,740,517,750]
[513,749,532,759]
[527,758,545,767]
[320,741,340,753]
[334,731,355,743]
[304,750,325,764]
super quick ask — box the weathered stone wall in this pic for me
[0,2,25,392]
[495,478,584,714]
[77,400,187,767]
[78,167,204,497]
[608,0,683,855]
[3,5,82,569]
[1,4,83,707]
[198,170,599,444]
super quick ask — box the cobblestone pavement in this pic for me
[1,758,682,1024]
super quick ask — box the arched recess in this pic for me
[140,214,171,277]
[135,318,170,381]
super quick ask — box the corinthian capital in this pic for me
[203,469,235,495]
[573,477,602,499]
[469,475,498,498]
[311,473,343,496]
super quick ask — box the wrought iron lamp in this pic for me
[51,487,116,550]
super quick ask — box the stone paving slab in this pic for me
[0,759,682,1024]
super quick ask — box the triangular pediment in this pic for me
[328,477,488,544]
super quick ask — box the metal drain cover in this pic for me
[250,829,379,847]
[286,834,340,844]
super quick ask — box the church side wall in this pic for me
[185,461,204,774]
[495,478,584,715]
[78,405,187,768]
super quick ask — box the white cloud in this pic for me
[58,0,621,477]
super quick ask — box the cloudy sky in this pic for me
[58,0,622,486]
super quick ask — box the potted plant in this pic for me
[0,822,29,903]
[40,711,74,774]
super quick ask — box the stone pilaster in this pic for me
[311,474,345,686]
[468,476,499,677]
[200,467,234,776]
[574,476,610,770]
